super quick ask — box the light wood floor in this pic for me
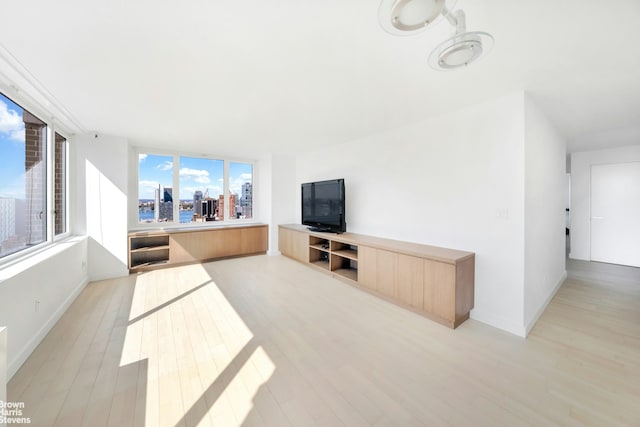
[8,255,640,426]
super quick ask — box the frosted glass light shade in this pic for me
[429,31,494,70]
[378,0,457,36]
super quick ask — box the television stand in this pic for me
[279,224,475,329]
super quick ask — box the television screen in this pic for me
[301,179,346,233]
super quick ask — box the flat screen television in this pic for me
[301,178,346,233]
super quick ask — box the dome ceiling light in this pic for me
[378,0,458,36]
[428,10,494,70]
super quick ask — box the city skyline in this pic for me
[138,154,252,201]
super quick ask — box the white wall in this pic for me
[74,133,129,281]
[523,95,567,333]
[269,154,296,254]
[570,145,640,260]
[255,153,297,254]
[0,237,88,379]
[296,92,528,335]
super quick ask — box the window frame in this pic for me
[133,147,257,230]
[0,91,71,267]
[52,129,70,241]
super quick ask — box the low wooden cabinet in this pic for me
[278,224,474,329]
[129,224,268,272]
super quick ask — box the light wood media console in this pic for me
[279,224,475,328]
[128,223,268,272]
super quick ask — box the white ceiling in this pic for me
[1,0,639,156]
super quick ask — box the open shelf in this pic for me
[304,234,360,281]
[130,245,170,253]
[333,267,358,282]
[309,243,331,271]
[310,259,330,270]
[309,243,330,252]
[332,249,357,260]
[129,233,170,270]
[331,254,358,282]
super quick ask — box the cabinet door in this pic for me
[424,260,455,323]
[358,246,377,290]
[396,254,424,309]
[279,228,308,263]
[241,226,268,254]
[170,231,208,263]
[376,250,397,298]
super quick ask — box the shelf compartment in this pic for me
[310,259,331,270]
[331,241,358,259]
[333,267,358,282]
[332,249,358,260]
[130,248,170,269]
[309,246,330,270]
[330,254,357,281]
[130,245,170,253]
[309,236,330,250]
[130,234,169,250]
[309,243,330,252]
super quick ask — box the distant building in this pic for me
[202,198,217,221]
[216,193,237,220]
[217,194,224,220]
[158,185,173,221]
[193,190,203,217]
[241,182,252,218]
[231,193,238,218]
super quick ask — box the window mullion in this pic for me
[224,160,229,223]
[173,155,180,224]
[46,123,54,243]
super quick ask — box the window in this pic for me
[1,91,67,261]
[137,152,255,226]
[179,156,223,223]
[138,154,174,223]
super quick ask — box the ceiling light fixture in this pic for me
[428,9,494,71]
[378,0,458,36]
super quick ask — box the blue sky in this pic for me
[0,93,27,200]
[139,154,252,200]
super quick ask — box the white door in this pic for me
[590,162,640,267]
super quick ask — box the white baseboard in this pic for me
[470,309,527,338]
[89,268,128,282]
[7,275,89,380]
[524,270,567,336]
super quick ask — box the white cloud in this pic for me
[0,99,25,142]
[157,161,173,171]
[180,167,211,184]
[138,180,160,199]
[139,154,148,162]
[139,180,159,188]
[9,128,25,141]
[179,167,209,178]
[230,174,253,194]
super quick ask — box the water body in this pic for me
[139,210,194,223]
